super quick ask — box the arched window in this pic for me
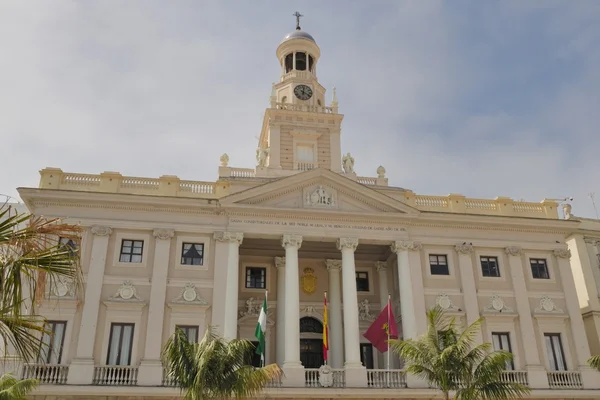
[300,317,322,333]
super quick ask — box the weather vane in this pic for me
[293,11,303,30]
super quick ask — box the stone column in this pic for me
[138,229,174,386]
[274,256,286,367]
[375,261,390,369]
[337,237,367,387]
[553,248,600,388]
[326,259,344,368]
[454,243,483,344]
[281,234,303,387]
[213,231,243,340]
[504,246,547,389]
[67,226,112,385]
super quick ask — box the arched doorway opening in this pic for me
[299,317,324,368]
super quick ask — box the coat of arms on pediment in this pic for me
[303,185,337,208]
[301,268,317,294]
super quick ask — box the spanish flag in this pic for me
[323,292,329,362]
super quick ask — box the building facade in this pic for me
[6,22,600,399]
[566,214,600,357]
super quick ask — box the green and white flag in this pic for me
[254,292,267,367]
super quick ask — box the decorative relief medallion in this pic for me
[337,237,358,252]
[303,185,337,208]
[552,248,571,259]
[484,295,513,313]
[240,297,259,317]
[274,256,286,269]
[50,275,75,298]
[454,243,473,255]
[173,283,208,305]
[303,305,317,315]
[534,296,563,313]
[282,234,303,249]
[213,231,243,245]
[391,241,422,253]
[153,229,174,240]
[358,299,375,321]
[319,364,334,388]
[109,281,141,301]
[504,246,523,256]
[435,293,458,311]
[325,259,342,271]
[91,225,112,236]
[301,268,317,294]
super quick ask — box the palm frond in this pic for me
[588,354,600,371]
[0,373,39,399]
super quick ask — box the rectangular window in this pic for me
[181,243,204,266]
[355,271,370,292]
[296,145,314,162]
[360,343,374,369]
[544,333,567,371]
[480,256,500,277]
[40,321,67,364]
[119,240,143,263]
[106,323,134,365]
[429,254,449,275]
[58,237,78,256]
[245,267,266,289]
[530,258,550,279]
[175,325,199,343]
[491,332,514,370]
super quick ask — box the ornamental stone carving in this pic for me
[50,275,75,298]
[220,153,229,167]
[282,234,303,249]
[552,248,571,259]
[303,305,317,315]
[325,259,342,271]
[304,185,337,208]
[562,203,572,220]
[109,281,141,301]
[484,295,513,313]
[435,293,458,311]
[319,364,334,387]
[213,231,243,245]
[358,299,375,321]
[375,261,387,272]
[535,296,563,313]
[504,246,523,256]
[391,241,422,253]
[91,225,112,236]
[240,297,259,317]
[377,166,386,178]
[274,257,286,269]
[337,237,358,251]
[172,283,208,305]
[153,229,174,240]
[454,243,473,255]
[301,268,317,294]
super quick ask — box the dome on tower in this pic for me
[281,29,316,44]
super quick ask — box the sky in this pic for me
[1,1,600,219]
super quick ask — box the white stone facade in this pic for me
[5,22,600,400]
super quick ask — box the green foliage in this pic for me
[588,354,600,371]
[162,327,282,400]
[390,306,530,400]
[0,373,38,400]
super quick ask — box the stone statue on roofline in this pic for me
[342,152,354,174]
[256,146,270,167]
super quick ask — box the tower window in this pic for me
[296,145,314,163]
[296,52,307,71]
[285,53,293,73]
[308,55,314,72]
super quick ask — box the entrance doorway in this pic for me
[300,317,324,368]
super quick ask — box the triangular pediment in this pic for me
[220,169,419,215]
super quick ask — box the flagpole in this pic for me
[263,290,268,368]
[387,293,391,372]
[324,291,328,366]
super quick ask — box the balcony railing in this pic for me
[499,370,528,386]
[547,371,583,389]
[22,364,68,384]
[367,369,407,388]
[93,366,138,386]
[304,368,345,388]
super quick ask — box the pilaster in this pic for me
[454,243,482,344]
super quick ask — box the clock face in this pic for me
[294,84,313,100]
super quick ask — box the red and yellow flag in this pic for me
[323,292,329,361]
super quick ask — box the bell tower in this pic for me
[256,13,344,177]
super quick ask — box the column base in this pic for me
[137,359,164,386]
[281,364,305,387]
[406,373,429,389]
[344,365,367,388]
[526,365,549,389]
[579,365,600,389]
[67,358,95,385]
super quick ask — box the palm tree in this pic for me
[589,355,600,371]
[390,306,530,400]
[0,202,82,362]
[0,373,38,399]
[162,327,282,400]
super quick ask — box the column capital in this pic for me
[153,229,174,240]
[326,259,342,271]
[337,237,358,251]
[584,237,600,246]
[552,248,571,259]
[91,225,112,236]
[374,261,387,272]
[454,243,473,255]
[391,240,421,253]
[274,256,286,269]
[213,231,244,245]
[504,246,523,256]
[282,234,303,249]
